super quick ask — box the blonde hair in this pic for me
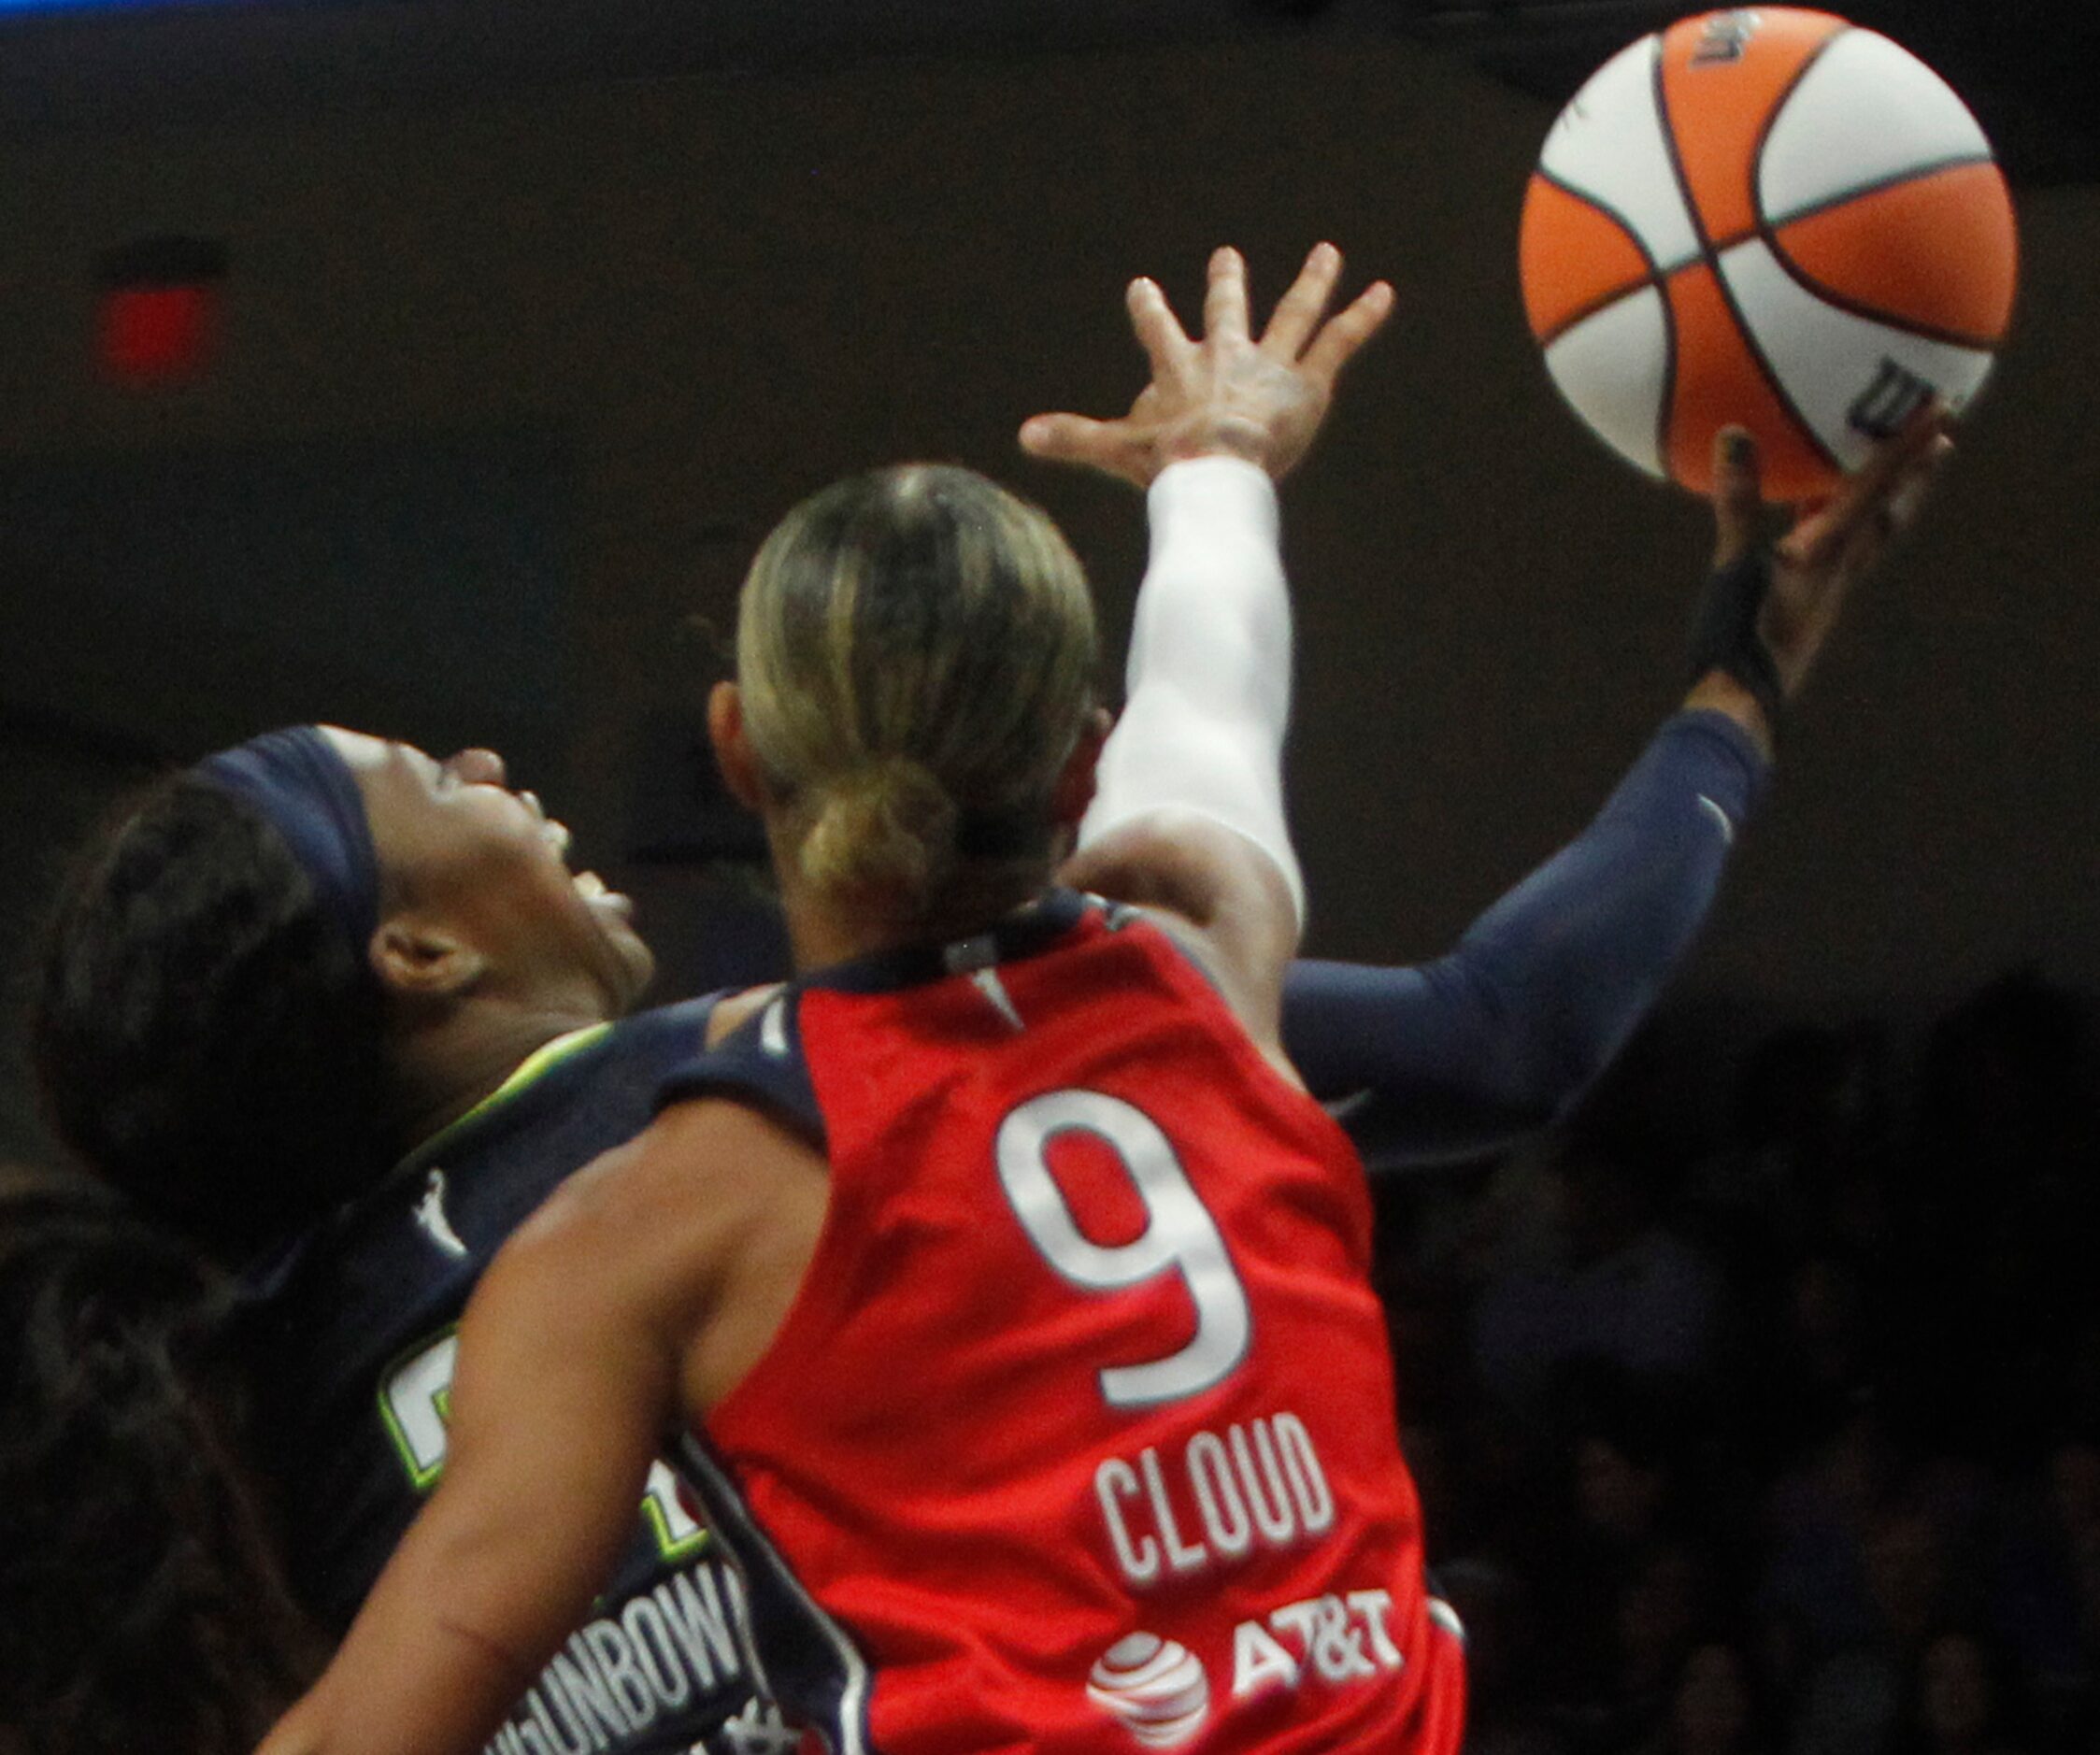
[735,464,1098,916]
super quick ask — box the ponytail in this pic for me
[0,1183,323,1754]
[797,754,961,907]
[735,464,1097,918]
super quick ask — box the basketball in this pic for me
[1519,7,2018,501]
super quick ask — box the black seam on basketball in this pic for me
[1755,158,2007,350]
[1745,35,2005,360]
[1761,151,1998,235]
[1531,166,1674,347]
[1761,239,2002,350]
[1708,255,1846,474]
[1710,151,2001,256]
[1536,275,1668,350]
[1649,34,1696,477]
[1652,36,1714,260]
[1656,28,1842,478]
[1749,25,1849,241]
[1535,165,1664,275]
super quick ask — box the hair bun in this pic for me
[798,755,959,908]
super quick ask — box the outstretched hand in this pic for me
[1020,242,1393,488]
[1711,407,1953,702]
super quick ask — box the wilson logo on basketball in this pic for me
[1848,356,1937,438]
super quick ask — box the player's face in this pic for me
[321,728,655,1020]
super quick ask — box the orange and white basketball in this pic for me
[1519,7,2018,501]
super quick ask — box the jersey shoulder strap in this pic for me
[650,891,1117,1148]
[654,986,825,1149]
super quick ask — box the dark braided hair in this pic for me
[0,1182,325,1754]
[32,776,392,1263]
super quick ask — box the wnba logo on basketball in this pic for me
[1691,9,1759,64]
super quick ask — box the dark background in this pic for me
[4,8,2098,1751]
[0,0,2092,1145]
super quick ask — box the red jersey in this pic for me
[660,892,1465,1754]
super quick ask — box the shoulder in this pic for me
[493,1096,821,1327]
[1061,809,1300,1060]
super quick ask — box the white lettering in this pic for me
[503,1710,560,1755]
[1275,1412,1335,1534]
[619,1598,693,1709]
[1348,1589,1404,1670]
[547,1648,632,1743]
[1095,1457,1161,1586]
[527,1676,596,1755]
[1311,1596,1378,1681]
[1221,1578,1410,1717]
[1093,1412,1338,1586]
[1231,1619,1302,1699]
[480,1562,750,1755]
[640,1459,707,1560]
[720,1698,801,1755]
[1269,1597,1323,1663]
[1264,1591,1400,1688]
[1140,1447,1208,1575]
[995,1090,1251,1408]
[579,1624,656,1730]
[1232,1420,1297,1543]
[659,1569,742,1690]
[1187,1431,1252,1557]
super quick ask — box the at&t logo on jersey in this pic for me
[1087,1634,1210,1748]
[1088,1589,1411,1747]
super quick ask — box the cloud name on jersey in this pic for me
[1094,1408,1336,1588]
[482,1555,750,1755]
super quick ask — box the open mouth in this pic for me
[537,811,635,922]
[571,865,636,920]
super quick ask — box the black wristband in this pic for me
[1689,546,1784,737]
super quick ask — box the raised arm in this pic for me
[1035,242,1391,1055]
[1283,413,1953,1168]
[1286,705,1765,1169]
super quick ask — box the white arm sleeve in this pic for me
[1079,453,1306,922]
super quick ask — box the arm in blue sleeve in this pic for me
[1282,708,1769,1171]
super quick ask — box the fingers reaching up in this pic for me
[1128,276,1195,392]
[1782,402,1952,584]
[1709,428,1765,571]
[1204,247,1253,352]
[1021,242,1395,489]
[1704,406,1955,709]
[1255,241,1342,362]
[1273,244,1394,393]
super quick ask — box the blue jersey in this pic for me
[240,997,800,1755]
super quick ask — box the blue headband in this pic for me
[194,726,382,957]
